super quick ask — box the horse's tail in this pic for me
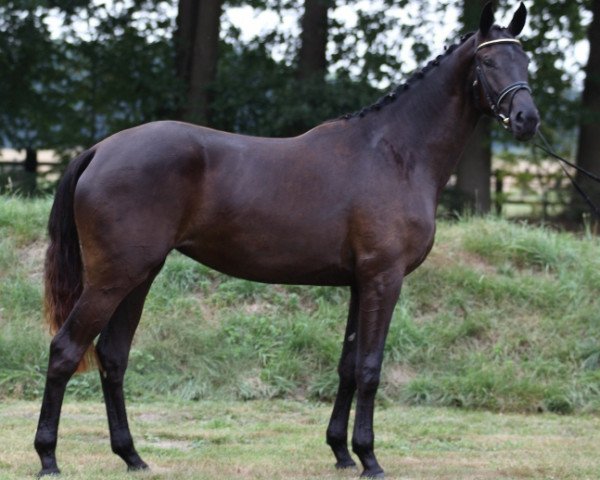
[44,149,96,372]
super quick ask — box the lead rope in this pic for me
[532,130,600,218]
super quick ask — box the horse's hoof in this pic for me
[335,459,357,470]
[37,467,60,477]
[360,469,384,479]
[127,462,149,472]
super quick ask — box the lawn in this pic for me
[2,400,600,479]
[3,197,600,479]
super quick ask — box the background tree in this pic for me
[0,0,595,218]
[0,5,65,193]
[210,0,378,136]
[447,0,589,216]
[60,2,178,146]
[176,0,224,125]
[453,0,493,215]
[287,0,335,134]
[575,0,600,217]
[297,0,331,80]
[0,0,178,193]
[499,0,589,218]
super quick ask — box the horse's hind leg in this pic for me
[95,265,162,471]
[34,285,132,476]
[326,286,359,469]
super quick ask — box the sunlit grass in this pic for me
[3,400,600,479]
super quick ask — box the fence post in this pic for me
[494,169,504,216]
[23,148,37,195]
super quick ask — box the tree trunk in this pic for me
[176,0,198,88]
[454,0,492,214]
[455,117,492,214]
[23,147,37,195]
[574,0,600,219]
[176,0,223,125]
[297,0,331,80]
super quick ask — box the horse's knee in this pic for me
[338,362,356,387]
[337,343,357,380]
[355,362,381,394]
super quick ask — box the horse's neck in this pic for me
[374,37,481,192]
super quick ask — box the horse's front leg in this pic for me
[326,285,359,469]
[352,268,402,478]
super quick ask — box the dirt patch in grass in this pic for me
[16,239,46,282]
[426,243,497,275]
[385,364,416,387]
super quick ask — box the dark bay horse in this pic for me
[35,3,539,478]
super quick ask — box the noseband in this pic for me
[473,38,532,129]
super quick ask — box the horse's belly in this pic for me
[176,227,354,286]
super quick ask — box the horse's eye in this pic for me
[483,58,496,68]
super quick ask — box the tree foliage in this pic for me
[0,1,178,150]
[522,0,589,131]
[0,0,592,162]
[0,5,64,149]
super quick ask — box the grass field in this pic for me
[2,197,600,413]
[3,197,600,478]
[3,400,600,479]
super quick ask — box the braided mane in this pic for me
[341,32,475,120]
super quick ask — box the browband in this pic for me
[476,38,521,52]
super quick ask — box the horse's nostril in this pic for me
[514,110,539,131]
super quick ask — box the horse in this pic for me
[34,2,539,478]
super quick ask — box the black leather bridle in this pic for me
[473,38,532,129]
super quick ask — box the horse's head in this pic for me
[473,2,540,141]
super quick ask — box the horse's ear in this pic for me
[508,2,527,37]
[479,1,495,36]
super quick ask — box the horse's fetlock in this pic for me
[111,432,134,456]
[34,430,57,455]
[352,436,374,456]
[326,429,346,447]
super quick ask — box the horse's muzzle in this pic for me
[511,104,540,141]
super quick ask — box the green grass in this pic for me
[2,197,600,413]
[3,400,600,479]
